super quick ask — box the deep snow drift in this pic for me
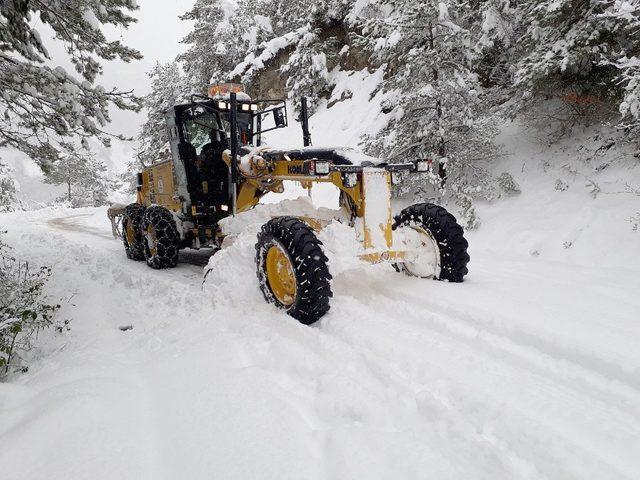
[1,71,640,478]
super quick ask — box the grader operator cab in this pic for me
[109,83,470,324]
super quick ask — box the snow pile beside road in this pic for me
[469,122,640,269]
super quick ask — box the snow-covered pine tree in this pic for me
[43,145,117,207]
[357,0,498,222]
[180,0,292,95]
[0,0,142,168]
[235,0,276,45]
[513,1,624,113]
[230,24,311,90]
[119,62,185,194]
[281,27,336,116]
[0,161,18,212]
[257,1,354,114]
[138,62,184,164]
[600,1,640,131]
[254,0,309,37]
[179,0,248,93]
[470,0,520,91]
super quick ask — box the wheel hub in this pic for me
[397,225,441,278]
[265,243,297,306]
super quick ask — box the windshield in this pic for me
[184,112,223,154]
[220,112,253,146]
[184,110,254,151]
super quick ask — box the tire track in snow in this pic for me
[47,213,115,240]
[319,286,640,479]
[206,304,535,479]
[336,267,640,409]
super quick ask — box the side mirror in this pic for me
[273,107,286,127]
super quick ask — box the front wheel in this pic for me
[255,217,332,324]
[141,206,181,269]
[393,203,470,282]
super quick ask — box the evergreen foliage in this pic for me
[138,62,184,164]
[281,28,335,115]
[179,0,260,93]
[356,1,498,202]
[0,0,143,168]
[0,161,18,211]
[0,234,61,377]
[43,145,118,207]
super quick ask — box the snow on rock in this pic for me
[263,67,387,150]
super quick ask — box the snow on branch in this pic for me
[228,25,311,83]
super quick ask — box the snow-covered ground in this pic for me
[1,72,640,478]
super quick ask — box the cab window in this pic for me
[184,112,223,154]
[220,113,253,146]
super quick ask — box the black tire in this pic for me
[255,216,332,324]
[122,203,146,261]
[393,203,470,282]
[141,205,181,269]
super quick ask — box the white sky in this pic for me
[102,0,196,137]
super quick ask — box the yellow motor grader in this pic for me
[110,83,469,324]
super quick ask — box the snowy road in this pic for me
[1,205,639,480]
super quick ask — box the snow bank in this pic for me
[468,121,640,269]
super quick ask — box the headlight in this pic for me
[219,204,229,212]
[343,172,358,187]
[241,103,250,111]
[315,161,330,175]
[250,104,258,111]
[416,159,432,172]
[217,101,227,110]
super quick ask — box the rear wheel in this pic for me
[122,203,146,261]
[255,217,332,324]
[393,203,469,282]
[141,206,180,269]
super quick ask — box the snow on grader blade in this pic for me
[110,87,470,324]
